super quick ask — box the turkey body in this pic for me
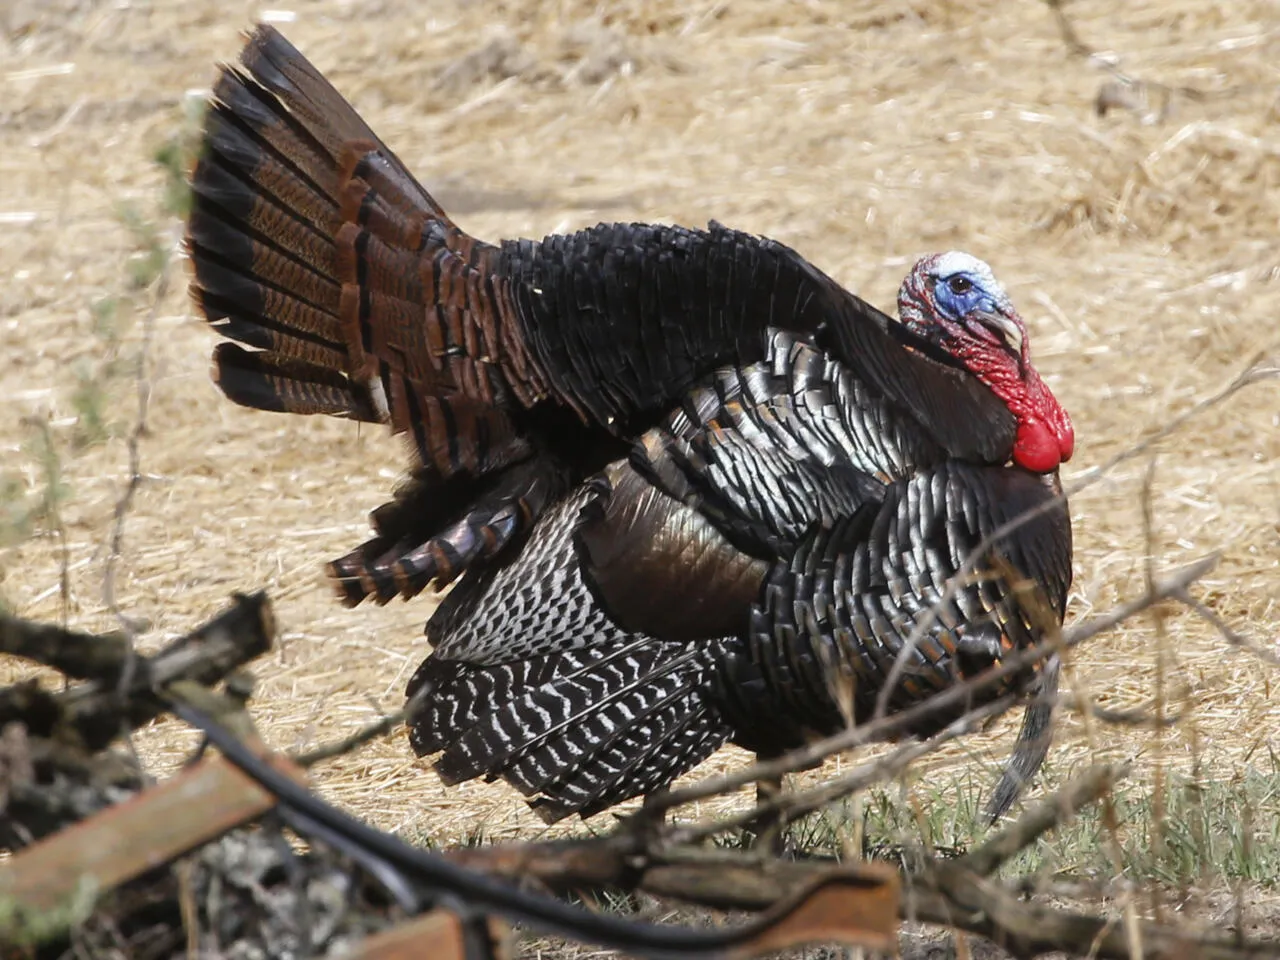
[186,25,1073,824]
[408,331,1072,821]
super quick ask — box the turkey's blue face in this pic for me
[919,252,1025,364]
[897,252,1075,474]
[935,278,1021,358]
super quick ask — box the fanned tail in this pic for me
[186,24,566,602]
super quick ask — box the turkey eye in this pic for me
[947,275,973,295]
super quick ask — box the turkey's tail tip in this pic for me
[983,653,1060,825]
[327,547,427,609]
[325,557,387,609]
[239,21,312,80]
[188,16,479,415]
[210,343,382,421]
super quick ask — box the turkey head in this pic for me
[897,251,1075,474]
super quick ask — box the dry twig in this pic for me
[646,553,1218,816]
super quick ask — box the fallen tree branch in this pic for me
[0,594,276,850]
[174,700,901,959]
[919,866,1280,960]
[449,764,1277,959]
[0,592,275,753]
[0,747,309,934]
[0,618,131,682]
[336,910,511,960]
[449,832,1278,959]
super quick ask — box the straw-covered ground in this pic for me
[2,0,1278,873]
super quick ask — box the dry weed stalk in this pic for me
[870,354,1276,731]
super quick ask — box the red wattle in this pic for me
[1013,420,1062,473]
[1056,414,1076,463]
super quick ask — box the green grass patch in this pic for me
[782,758,1280,890]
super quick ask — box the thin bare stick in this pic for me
[957,763,1130,877]
[102,260,167,631]
[1066,695,1187,729]
[1141,456,1170,926]
[103,250,169,779]
[872,357,1274,723]
[1044,0,1091,58]
[665,695,1017,845]
[1175,588,1280,666]
[292,708,408,768]
[645,554,1217,815]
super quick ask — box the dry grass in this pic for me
[1,0,1278,855]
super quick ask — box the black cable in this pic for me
[277,804,423,914]
[172,700,773,959]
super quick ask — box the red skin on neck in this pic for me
[949,335,1076,473]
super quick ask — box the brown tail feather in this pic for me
[188,24,532,450]
[235,27,461,233]
[212,343,380,420]
[186,25,592,604]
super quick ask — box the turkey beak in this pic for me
[976,309,1024,362]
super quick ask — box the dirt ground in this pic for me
[2,0,1278,878]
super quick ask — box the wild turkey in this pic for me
[186,25,1075,823]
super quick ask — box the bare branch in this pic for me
[101,257,168,631]
[917,864,1280,960]
[646,554,1217,815]
[666,695,1018,845]
[101,249,170,783]
[453,763,1276,959]
[292,707,408,768]
[0,593,275,754]
[1175,587,1280,666]
[1065,695,1187,729]
[0,616,130,681]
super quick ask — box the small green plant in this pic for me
[67,296,124,450]
[0,471,33,549]
[116,201,170,292]
[0,420,71,612]
[153,91,204,220]
[63,99,202,451]
[0,99,202,592]
[14,420,72,541]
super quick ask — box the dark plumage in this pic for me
[187,25,1074,826]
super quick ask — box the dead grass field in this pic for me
[1,0,1278,862]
